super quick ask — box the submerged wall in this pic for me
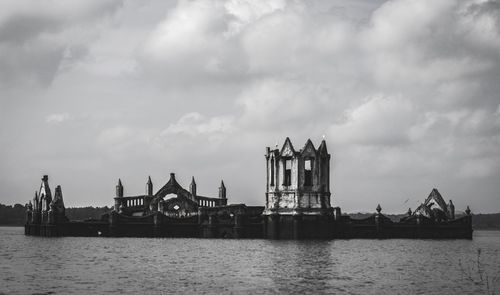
[25,209,473,239]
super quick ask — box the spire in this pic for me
[448,200,455,220]
[146,176,153,196]
[52,185,66,214]
[33,191,39,211]
[190,176,197,197]
[40,175,52,203]
[219,180,226,199]
[318,138,328,155]
[53,185,64,203]
[116,178,124,198]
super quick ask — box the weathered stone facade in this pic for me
[264,137,331,215]
[24,138,474,239]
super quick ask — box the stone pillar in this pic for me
[47,211,54,226]
[465,206,473,239]
[25,203,32,235]
[109,210,118,237]
[375,204,382,238]
[262,215,268,238]
[415,212,422,238]
[334,207,342,221]
[233,214,243,239]
[208,215,216,238]
[270,213,280,239]
[449,200,455,220]
[25,203,32,225]
[153,212,161,237]
[293,213,302,240]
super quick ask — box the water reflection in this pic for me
[0,227,499,294]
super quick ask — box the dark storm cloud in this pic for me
[0,0,124,87]
[0,14,59,44]
[1,0,499,214]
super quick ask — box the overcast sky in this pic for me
[1,0,499,213]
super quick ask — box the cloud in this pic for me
[45,113,71,124]
[0,0,124,88]
[139,0,289,85]
[458,157,499,178]
[161,112,235,137]
[2,0,500,213]
[329,95,415,146]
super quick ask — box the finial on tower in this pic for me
[116,178,124,198]
[190,176,197,197]
[219,180,226,199]
[146,176,153,196]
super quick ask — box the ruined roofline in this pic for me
[266,137,329,157]
[115,173,226,202]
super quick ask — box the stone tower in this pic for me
[219,180,226,200]
[114,179,124,211]
[146,176,153,196]
[264,137,331,215]
[190,177,197,197]
[263,137,332,239]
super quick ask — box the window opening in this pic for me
[284,159,292,186]
[304,159,313,186]
[270,158,275,186]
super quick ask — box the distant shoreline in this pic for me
[2,203,499,229]
[1,225,500,232]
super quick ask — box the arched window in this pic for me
[283,159,292,186]
[304,159,313,187]
[270,158,275,186]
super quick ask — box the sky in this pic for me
[1,0,500,213]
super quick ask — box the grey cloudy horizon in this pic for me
[1,0,500,213]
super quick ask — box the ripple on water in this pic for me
[1,227,500,294]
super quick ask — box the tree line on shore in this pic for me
[1,203,499,229]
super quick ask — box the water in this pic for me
[1,227,499,294]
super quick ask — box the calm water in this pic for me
[1,227,499,294]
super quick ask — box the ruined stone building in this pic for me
[113,173,227,218]
[25,138,473,239]
[264,138,331,215]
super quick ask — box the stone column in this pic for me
[262,215,268,238]
[153,212,161,237]
[233,214,243,239]
[375,204,382,238]
[293,213,302,239]
[270,213,280,239]
[208,215,216,238]
[334,207,341,221]
[109,210,118,237]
